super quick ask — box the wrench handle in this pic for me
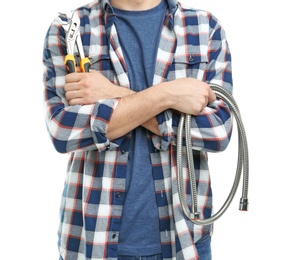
[80,57,91,72]
[65,54,76,73]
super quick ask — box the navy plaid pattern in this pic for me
[43,0,233,259]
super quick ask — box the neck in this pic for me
[110,0,162,11]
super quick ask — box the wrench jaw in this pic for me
[57,12,81,56]
[66,34,77,57]
[56,11,91,73]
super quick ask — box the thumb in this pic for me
[208,87,217,103]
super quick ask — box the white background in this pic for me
[1,0,280,259]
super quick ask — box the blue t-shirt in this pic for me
[113,0,167,256]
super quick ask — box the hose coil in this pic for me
[176,83,249,225]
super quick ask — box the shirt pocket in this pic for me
[167,53,208,81]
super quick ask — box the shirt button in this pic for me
[189,55,194,62]
[119,150,125,154]
[115,192,121,198]
[112,233,117,239]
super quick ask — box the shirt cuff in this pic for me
[153,110,177,151]
[90,98,120,152]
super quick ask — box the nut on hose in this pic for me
[239,198,249,211]
[190,212,201,219]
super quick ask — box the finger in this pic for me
[65,71,83,83]
[65,89,82,102]
[65,71,84,92]
[64,82,81,92]
[68,97,91,106]
[69,98,83,106]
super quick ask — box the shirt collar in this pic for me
[167,0,178,16]
[100,0,178,16]
[101,0,114,14]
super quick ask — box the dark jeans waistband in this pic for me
[118,253,163,260]
[60,253,162,260]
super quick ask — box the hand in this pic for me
[64,70,132,105]
[164,77,216,115]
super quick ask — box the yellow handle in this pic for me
[80,57,91,72]
[64,54,76,73]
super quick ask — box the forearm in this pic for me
[106,83,168,140]
[105,85,161,139]
[106,77,216,140]
[141,117,160,136]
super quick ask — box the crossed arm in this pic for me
[64,70,216,140]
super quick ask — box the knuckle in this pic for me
[192,103,202,115]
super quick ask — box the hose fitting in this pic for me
[190,212,201,219]
[239,198,249,211]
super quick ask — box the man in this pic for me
[42,0,233,259]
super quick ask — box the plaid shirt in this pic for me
[42,0,233,259]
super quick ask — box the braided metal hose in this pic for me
[176,83,249,226]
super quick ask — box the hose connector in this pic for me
[190,212,201,219]
[239,198,249,211]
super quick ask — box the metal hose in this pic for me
[176,83,249,226]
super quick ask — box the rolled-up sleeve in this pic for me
[43,21,120,153]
